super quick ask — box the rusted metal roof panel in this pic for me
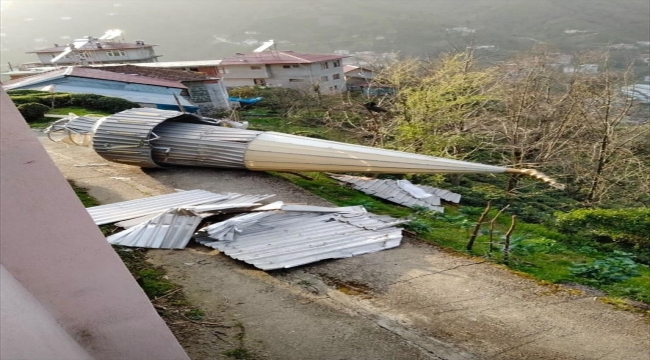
[197,208,407,270]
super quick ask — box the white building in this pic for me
[28,40,160,66]
[218,51,347,94]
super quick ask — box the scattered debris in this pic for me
[330,175,461,212]
[108,208,203,249]
[196,206,409,270]
[86,189,273,225]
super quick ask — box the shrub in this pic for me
[7,89,52,96]
[555,208,650,246]
[67,93,139,112]
[17,102,50,122]
[569,251,640,285]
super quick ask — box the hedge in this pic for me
[555,207,650,249]
[8,92,140,113]
[17,103,50,122]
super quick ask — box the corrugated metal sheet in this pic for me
[87,189,229,225]
[112,195,274,229]
[150,122,261,168]
[107,208,201,249]
[60,116,101,134]
[331,175,461,212]
[197,208,408,270]
[244,132,508,174]
[92,108,187,167]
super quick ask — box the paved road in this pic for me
[39,131,650,360]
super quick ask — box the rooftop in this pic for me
[220,51,346,66]
[91,65,213,82]
[134,60,223,68]
[2,66,186,90]
[28,41,158,54]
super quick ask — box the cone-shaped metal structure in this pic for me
[46,108,564,189]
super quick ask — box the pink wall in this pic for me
[0,89,189,360]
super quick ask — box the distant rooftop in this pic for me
[28,41,158,54]
[133,60,223,68]
[91,65,213,82]
[220,51,346,66]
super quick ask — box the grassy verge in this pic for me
[273,172,650,308]
[48,107,112,116]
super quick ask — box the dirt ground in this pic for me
[40,131,650,360]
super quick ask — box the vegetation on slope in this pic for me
[232,48,649,306]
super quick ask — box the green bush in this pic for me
[17,103,50,122]
[569,251,640,285]
[556,207,650,264]
[67,93,139,113]
[555,208,650,245]
[9,92,139,114]
[7,89,52,96]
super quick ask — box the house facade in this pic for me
[96,65,230,112]
[28,40,160,66]
[219,51,347,94]
[2,67,198,112]
[343,65,374,90]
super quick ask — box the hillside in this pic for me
[1,0,648,73]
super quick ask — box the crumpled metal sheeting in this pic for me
[150,122,262,169]
[87,189,230,225]
[50,116,101,134]
[197,210,406,270]
[330,175,461,212]
[92,108,189,167]
[108,208,202,249]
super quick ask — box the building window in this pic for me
[250,65,262,70]
[333,60,340,67]
[321,75,329,82]
[106,50,126,57]
[253,78,266,86]
[289,79,304,82]
[332,73,340,80]
[282,65,291,69]
[292,64,300,68]
[321,62,329,70]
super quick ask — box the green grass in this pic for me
[47,107,111,117]
[26,107,111,129]
[28,117,56,129]
[274,172,650,305]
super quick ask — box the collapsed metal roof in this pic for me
[45,108,564,188]
[86,190,274,225]
[330,175,461,212]
[196,206,408,270]
[108,208,203,249]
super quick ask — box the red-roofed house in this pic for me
[219,51,347,93]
